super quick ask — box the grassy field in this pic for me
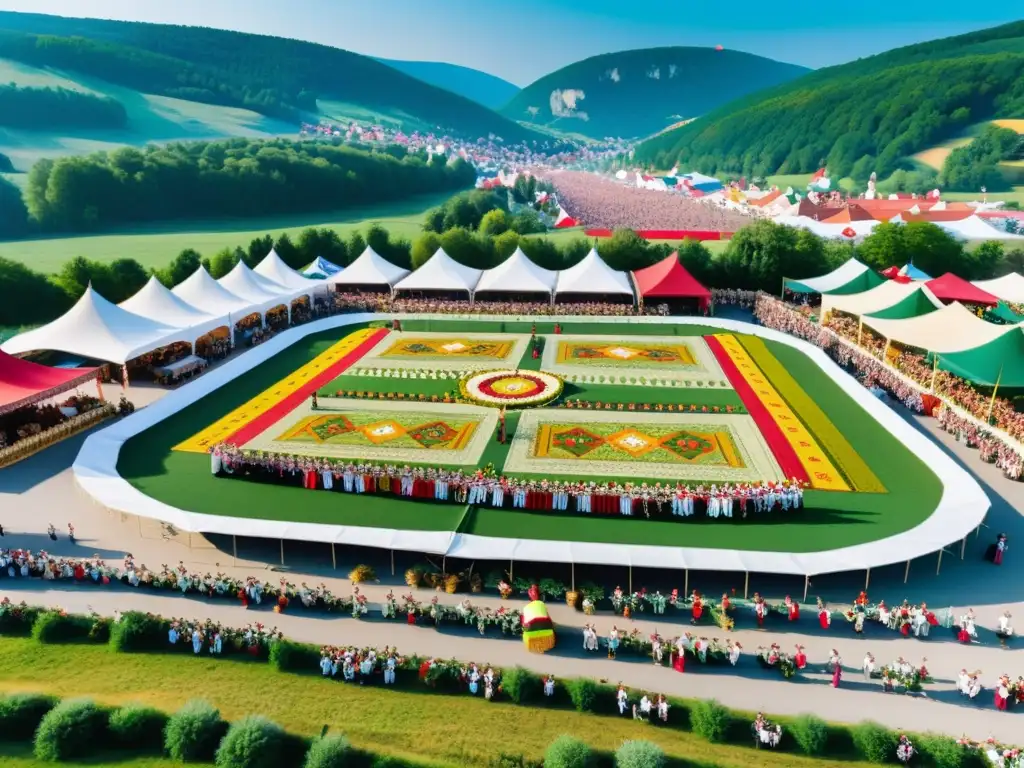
[0,636,874,768]
[119,319,942,552]
[0,193,452,274]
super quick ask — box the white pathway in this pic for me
[0,382,1022,743]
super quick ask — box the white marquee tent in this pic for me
[861,301,1013,354]
[474,247,557,296]
[973,273,1024,304]
[922,215,1024,242]
[785,257,872,294]
[255,249,324,299]
[119,276,229,342]
[326,246,409,289]
[554,247,634,297]
[217,262,292,314]
[172,266,255,318]
[819,280,941,321]
[393,248,482,295]
[2,286,183,364]
[778,215,879,240]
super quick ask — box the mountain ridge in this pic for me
[374,58,520,110]
[501,46,810,140]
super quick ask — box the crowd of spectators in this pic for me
[757,294,1023,480]
[329,293,669,317]
[543,171,755,232]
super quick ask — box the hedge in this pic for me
[0,605,1010,767]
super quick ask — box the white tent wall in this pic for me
[786,258,870,293]
[255,249,327,307]
[554,247,634,297]
[392,247,482,296]
[326,246,409,289]
[474,246,557,297]
[819,281,941,322]
[1,287,189,364]
[120,277,231,347]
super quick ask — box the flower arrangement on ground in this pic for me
[459,369,563,408]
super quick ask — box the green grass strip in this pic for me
[737,336,885,493]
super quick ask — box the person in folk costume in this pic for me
[543,675,555,697]
[752,592,767,628]
[958,609,977,644]
[728,640,741,667]
[877,600,891,628]
[817,598,831,630]
[616,684,629,715]
[319,651,334,677]
[668,634,686,673]
[785,595,800,622]
[793,644,807,671]
[997,611,1013,648]
[995,675,1011,711]
[650,633,664,665]
[467,665,481,695]
[829,649,842,688]
[987,533,1008,565]
[690,590,703,625]
[498,408,507,444]
[657,694,669,723]
[862,652,875,681]
[191,626,204,655]
[384,652,397,685]
[608,626,620,659]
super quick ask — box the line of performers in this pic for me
[211,446,803,519]
[318,646,399,685]
[957,670,1024,711]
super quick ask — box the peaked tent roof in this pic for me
[819,280,937,321]
[861,301,1011,353]
[0,349,98,415]
[973,273,1024,304]
[932,326,1024,388]
[120,276,229,340]
[900,263,932,281]
[254,249,323,294]
[986,301,1024,325]
[475,247,557,295]
[632,253,711,309]
[864,287,944,320]
[935,215,1024,242]
[301,256,342,279]
[172,266,256,317]
[925,273,999,307]
[1,287,183,364]
[326,246,409,288]
[393,248,482,294]
[218,261,292,311]
[555,247,634,296]
[785,258,874,294]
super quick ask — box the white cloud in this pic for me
[603,67,620,83]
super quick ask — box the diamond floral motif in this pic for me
[660,431,716,461]
[441,342,468,352]
[606,429,658,458]
[360,420,407,444]
[308,416,355,442]
[408,421,459,449]
[550,427,605,457]
[606,346,640,359]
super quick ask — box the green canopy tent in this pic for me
[865,287,944,321]
[985,301,1024,326]
[784,258,885,296]
[930,326,1024,388]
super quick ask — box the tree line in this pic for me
[423,189,547,240]
[0,84,127,130]
[0,18,533,141]
[940,124,1022,192]
[634,21,1024,182]
[15,137,475,233]
[2,212,1021,328]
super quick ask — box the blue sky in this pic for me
[0,0,1019,84]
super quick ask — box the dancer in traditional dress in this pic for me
[817,598,831,630]
[673,635,687,672]
[544,675,555,697]
[863,652,875,681]
[793,644,807,671]
[785,595,799,622]
[728,640,741,667]
[608,627,620,659]
[995,675,1010,711]
[690,590,703,624]
[997,611,1013,647]
[616,684,629,715]
[830,649,842,688]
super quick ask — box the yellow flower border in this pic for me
[458,369,564,409]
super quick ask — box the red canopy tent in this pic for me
[924,273,999,307]
[632,253,712,311]
[0,350,97,416]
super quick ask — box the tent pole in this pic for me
[331,543,336,570]
[390,549,395,576]
[903,559,910,584]
[683,569,689,597]
[628,565,632,594]
[936,549,943,576]
[232,535,237,566]
[865,567,871,592]
[986,365,1004,423]
[571,562,575,592]
[803,574,809,603]
[930,355,939,393]
[743,571,749,599]
[509,559,513,581]
[280,539,285,566]
[960,537,966,560]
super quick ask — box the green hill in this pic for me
[634,21,1024,180]
[375,58,520,110]
[0,11,534,143]
[501,47,809,140]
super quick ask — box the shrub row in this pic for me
[0,606,998,767]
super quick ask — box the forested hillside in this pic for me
[0,11,534,141]
[634,22,1024,180]
[503,47,808,140]
[20,138,475,233]
[0,84,126,129]
[376,59,520,110]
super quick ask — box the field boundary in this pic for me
[73,312,988,576]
